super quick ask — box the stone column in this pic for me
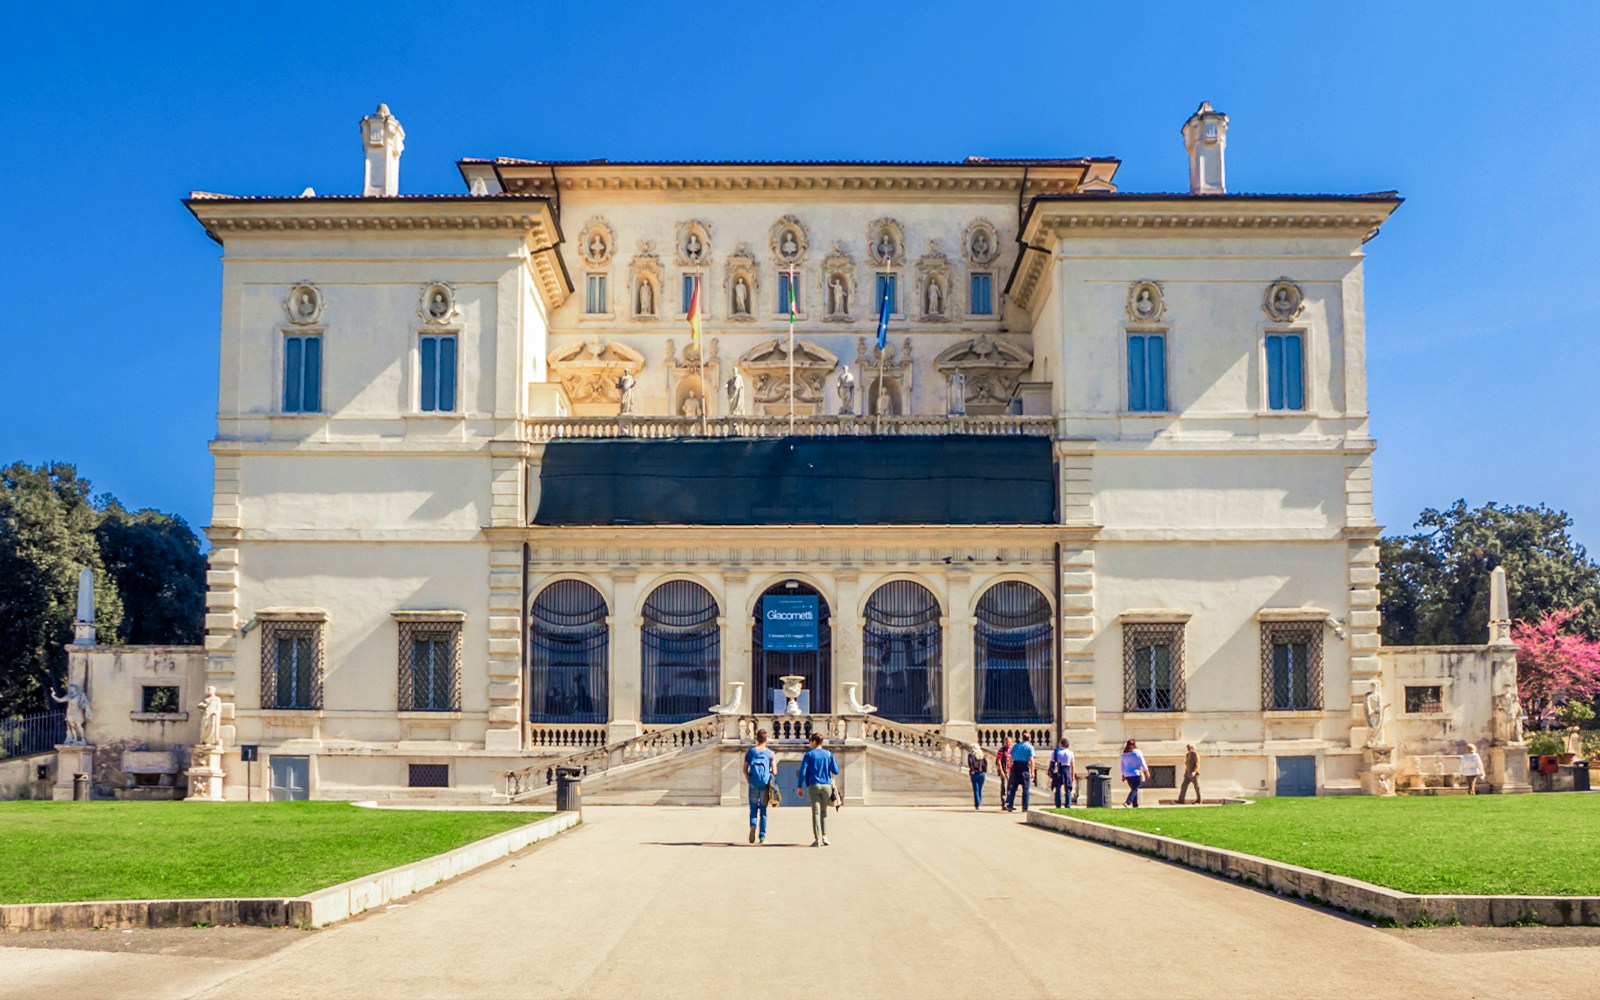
[833,567,862,714]
[608,568,642,741]
[944,565,977,745]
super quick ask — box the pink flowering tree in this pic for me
[1514,608,1600,729]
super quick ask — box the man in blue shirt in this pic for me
[742,728,776,844]
[1005,735,1035,812]
[796,732,840,846]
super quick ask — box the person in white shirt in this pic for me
[1120,738,1151,808]
[1049,738,1076,808]
[1459,743,1484,795]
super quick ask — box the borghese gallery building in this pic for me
[178,102,1407,802]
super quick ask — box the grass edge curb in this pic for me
[1023,808,1600,927]
[0,811,579,933]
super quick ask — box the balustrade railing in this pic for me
[526,414,1056,441]
[505,714,720,799]
[0,710,66,760]
[739,714,849,743]
[862,716,968,769]
[975,724,1056,750]
[526,724,609,751]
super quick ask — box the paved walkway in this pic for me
[4,806,1600,999]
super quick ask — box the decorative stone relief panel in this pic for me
[1127,280,1165,323]
[628,241,663,320]
[821,243,857,322]
[933,335,1034,415]
[578,218,614,267]
[284,282,324,325]
[724,243,758,322]
[665,337,720,417]
[737,339,838,415]
[962,219,1000,267]
[676,221,712,267]
[418,282,457,325]
[855,336,914,416]
[916,244,953,322]
[868,219,905,267]
[770,216,810,265]
[547,339,646,414]
[1263,277,1305,322]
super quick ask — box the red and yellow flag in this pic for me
[686,276,702,351]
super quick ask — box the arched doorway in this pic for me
[863,580,943,723]
[528,580,609,724]
[641,579,721,724]
[974,581,1052,724]
[752,581,832,714]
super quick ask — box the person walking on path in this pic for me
[1006,735,1036,812]
[1460,743,1484,795]
[1049,738,1075,808]
[995,738,1012,810]
[1178,743,1202,805]
[966,743,989,810]
[1120,738,1151,808]
[797,732,840,846]
[742,728,777,843]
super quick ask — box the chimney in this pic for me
[1181,101,1228,195]
[361,103,405,197]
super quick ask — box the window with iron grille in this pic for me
[408,763,450,788]
[1261,620,1323,710]
[1147,765,1177,789]
[863,580,943,724]
[1405,685,1443,714]
[261,620,323,710]
[641,580,721,725]
[974,582,1052,724]
[398,619,462,712]
[530,581,610,724]
[1122,621,1185,712]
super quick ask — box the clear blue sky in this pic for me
[3,2,1597,551]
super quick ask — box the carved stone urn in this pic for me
[779,675,807,717]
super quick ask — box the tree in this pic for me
[1379,500,1600,645]
[0,463,123,715]
[94,498,206,646]
[1514,608,1600,729]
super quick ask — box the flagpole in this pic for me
[695,277,708,436]
[787,267,796,435]
[875,260,888,434]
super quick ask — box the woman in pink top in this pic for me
[1120,738,1151,808]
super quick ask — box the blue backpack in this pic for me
[747,747,772,787]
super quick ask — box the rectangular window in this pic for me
[1261,620,1322,710]
[1127,333,1167,412]
[261,620,323,710]
[398,619,461,712]
[283,335,322,413]
[418,335,457,413]
[408,763,450,788]
[1265,333,1305,410]
[682,274,698,314]
[585,274,608,314]
[970,273,993,315]
[1123,621,1186,712]
[1405,685,1444,714]
[141,685,179,714]
[777,270,800,314]
[875,274,898,314]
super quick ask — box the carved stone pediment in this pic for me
[770,216,809,265]
[724,243,758,321]
[547,339,646,411]
[578,218,614,267]
[665,337,720,416]
[737,338,838,413]
[916,245,953,322]
[628,242,663,320]
[933,335,1033,414]
[868,218,904,267]
[821,243,857,322]
[676,220,712,267]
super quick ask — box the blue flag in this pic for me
[876,278,892,350]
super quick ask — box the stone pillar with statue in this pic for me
[185,686,228,801]
[1487,566,1532,792]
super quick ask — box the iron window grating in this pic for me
[1147,765,1177,789]
[1260,620,1324,710]
[1405,685,1443,714]
[1122,621,1186,712]
[261,620,324,710]
[408,763,450,788]
[398,619,463,712]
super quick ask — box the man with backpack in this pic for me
[743,728,777,844]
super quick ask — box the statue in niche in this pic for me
[876,231,896,262]
[1134,287,1158,319]
[971,231,990,260]
[1363,679,1388,747]
[681,392,703,418]
[780,230,799,259]
[197,686,223,746]
[587,233,607,261]
[684,232,704,262]
[733,276,751,315]
[637,280,654,316]
[725,370,747,415]
[926,278,943,316]
[50,683,92,745]
[616,372,636,414]
[829,275,849,316]
[427,288,450,320]
[947,371,967,415]
[874,384,894,416]
[837,365,856,415]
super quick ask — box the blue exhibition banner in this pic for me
[762,595,819,652]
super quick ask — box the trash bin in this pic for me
[1086,764,1112,808]
[72,772,90,801]
[555,766,583,813]
[1570,763,1591,792]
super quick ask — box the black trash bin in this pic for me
[1571,762,1591,792]
[1086,764,1112,808]
[555,766,583,813]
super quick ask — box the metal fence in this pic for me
[0,710,66,759]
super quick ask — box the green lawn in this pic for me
[0,802,550,903]
[1057,795,1600,896]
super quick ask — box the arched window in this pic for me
[641,580,721,724]
[529,581,609,724]
[975,582,1053,724]
[863,580,942,723]
[753,581,832,714]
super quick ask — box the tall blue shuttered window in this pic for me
[776,271,798,314]
[1265,333,1305,410]
[419,335,457,412]
[1127,333,1167,412]
[969,273,993,315]
[875,274,898,314]
[282,335,321,413]
[682,274,697,314]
